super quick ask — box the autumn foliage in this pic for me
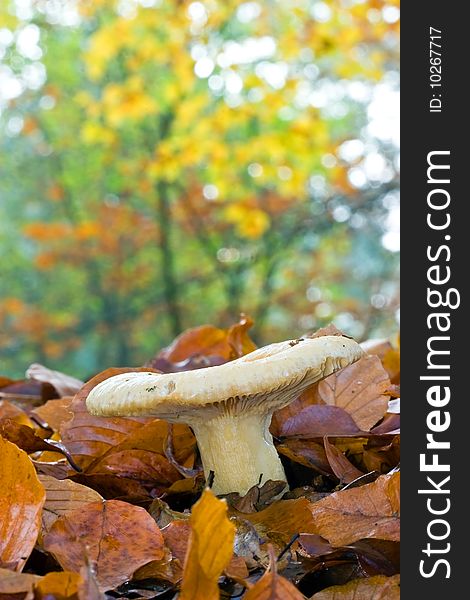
[0,315,400,598]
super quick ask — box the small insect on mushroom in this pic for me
[85,336,364,496]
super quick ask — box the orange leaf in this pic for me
[35,571,82,600]
[310,472,400,546]
[0,437,46,571]
[243,545,304,599]
[311,574,400,599]
[43,499,165,591]
[180,488,236,600]
[246,498,318,542]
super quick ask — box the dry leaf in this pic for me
[0,437,46,571]
[43,499,165,591]
[38,474,103,535]
[277,439,333,476]
[146,314,256,372]
[310,473,400,546]
[179,488,235,600]
[26,363,84,397]
[246,498,317,542]
[244,545,304,599]
[310,574,400,599]
[317,356,390,431]
[273,404,362,438]
[323,437,364,484]
[34,571,81,599]
[32,398,74,432]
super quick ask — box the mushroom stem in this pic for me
[190,412,285,496]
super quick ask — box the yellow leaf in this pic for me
[180,488,236,600]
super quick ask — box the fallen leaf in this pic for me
[275,405,362,438]
[179,488,235,600]
[43,499,165,591]
[246,498,318,542]
[277,439,334,476]
[244,545,304,599]
[224,480,287,513]
[38,474,103,535]
[146,314,256,372]
[316,356,390,431]
[32,397,74,432]
[26,363,84,397]
[0,419,78,468]
[310,574,400,599]
[34,571,81,600]
[0,437,46,571]
[309,473,400,546]
[323,437,364,484]
[0,400,33,427]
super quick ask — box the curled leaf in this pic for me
[310,574,400,599]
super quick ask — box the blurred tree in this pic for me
[0,0,399,376]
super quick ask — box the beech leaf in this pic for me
[179,488,236,600]
[43,499,165,591]
[310,574,400,599]
[0,436,46,571]
[310,472,400,546]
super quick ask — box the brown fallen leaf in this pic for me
[60,368,161,472]
[0,437,46,571]
[34,571,81,600]
[224,480,287,513]
[179,488,236,600]
[26,363,84,398]
[323,437,364,484]
[309,472,400,546]
[310,574,400,599]
[244,545,304,599]
[246,498,318,542]
[38,474,103,536]
[32,397,74,432]
[277,439,334,476]
[0,399,34,427]
[43,499,165,591]
[0,419,79,469]
[146,314,257,372]
[273,405,362,438]
[316,356,390,431]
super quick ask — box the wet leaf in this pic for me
[43,499,165,591]
[310,574,400,599]
[0,437,46,571]
[244,545,304,599]
[310,473,400,546]
[179,488,235,600]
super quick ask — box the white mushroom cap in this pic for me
[85,335,364,495]
[86,335,364,420]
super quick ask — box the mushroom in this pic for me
[86,335,364,495]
